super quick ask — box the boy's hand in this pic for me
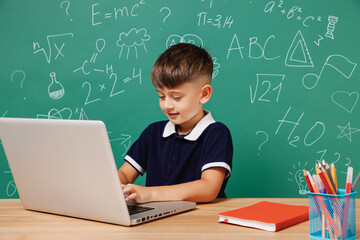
[122,184,152,204]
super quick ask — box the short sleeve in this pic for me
[124,126,151,175]
[200,123,233,178]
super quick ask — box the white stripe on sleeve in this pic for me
[201,162,231,178]
[125,155,145,175]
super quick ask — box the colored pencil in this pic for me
[321,166,336,194]
[303,169,313,192]
[330,163,338,192]
[315,163,320,174]
[342,166,353,239]
[325,163,338,194]
[318,168,333,194]
[352,169,360,191]
[308,173,340,238]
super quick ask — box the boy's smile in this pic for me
[156,81,211,135]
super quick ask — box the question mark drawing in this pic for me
[60,1,72,21]
[159,7,171,23]
[11,70,26,89]
[256,131,269,155]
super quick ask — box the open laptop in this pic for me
[0,117,196,226]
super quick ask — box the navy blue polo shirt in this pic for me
[124,112,233,198]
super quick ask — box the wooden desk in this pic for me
[0,198,358,240]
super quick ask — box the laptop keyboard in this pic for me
[127,205,154,215]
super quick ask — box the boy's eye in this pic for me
[173,96,182,100]
[158,96,165,100]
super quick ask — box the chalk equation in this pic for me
[197,12,234,29]
[91,0,145,26]
[264,1,321,28]
[33,33,74,64]
[249,74,285,104]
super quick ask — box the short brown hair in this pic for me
[151,43,213,89]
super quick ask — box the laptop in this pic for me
[0,117,196,226]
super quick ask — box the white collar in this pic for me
[162,111,216,141]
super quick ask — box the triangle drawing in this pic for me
[285,30,314,67]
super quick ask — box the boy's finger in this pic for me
[122,186,133,194]
[126,193,137,201]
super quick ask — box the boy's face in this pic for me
[156,81,211,134]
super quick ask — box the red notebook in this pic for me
[218,201,309,232]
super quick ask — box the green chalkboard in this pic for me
[1,0,359,198]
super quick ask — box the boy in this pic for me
[118,43,233,203]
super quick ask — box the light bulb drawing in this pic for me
[294,170,307,195]
[288,161,310,195]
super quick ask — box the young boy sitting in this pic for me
[118,43,233,203]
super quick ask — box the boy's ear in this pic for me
[200,84,213,104]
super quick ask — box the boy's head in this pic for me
[151,43,214,134]
[151,43,213,89]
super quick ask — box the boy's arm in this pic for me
[122,168,226,203]
[118,162,140,184]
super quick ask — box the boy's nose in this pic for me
[163,99,174,110]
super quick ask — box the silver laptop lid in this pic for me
[0,118,131,225]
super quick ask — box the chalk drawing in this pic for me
[1,110,7,118]
[331,91,359,114]
[314,35,324,46]
[48,72,65,100]
[337,122,360,142]
[285,30,313,67]
[159,7,171,23]
[60,1,73,21]
[288,161,309,195]
[37,108,72,119]
[326,16,338,39]
[256,131,269,155]
[110,134,132,156]
[116,28,150,59]
[10,70,26,89]
[302,54,357,89]
[166,34,204,48]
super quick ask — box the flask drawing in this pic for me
[48,72,65,100]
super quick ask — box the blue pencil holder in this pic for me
[308,189,357,240]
